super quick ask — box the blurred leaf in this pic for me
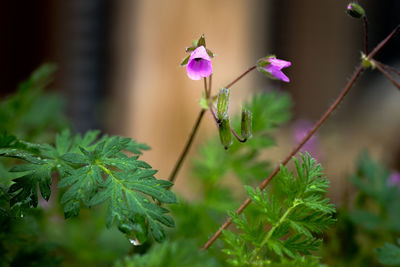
[375,240,400,266]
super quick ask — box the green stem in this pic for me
[250,201,300,261]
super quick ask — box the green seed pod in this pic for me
[219,118,232,150]
[217,88,230,120]
[241,109,253,140]
[346,3,365,19]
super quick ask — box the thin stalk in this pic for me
[168,109,206,183]
[363,16,369,54]
[231,128,246,143]
[204,77,208,96]
[377,61,400,77]
[225,65,256,89]
[367,25,399,60]
[375,62,400,90]
[208,74,213,97]
[168,76,208,183]
[201,64,364,250]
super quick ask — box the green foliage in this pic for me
[375,240,400,266]
[349,152,400,232]
[1,129,177,243]
[0,63,68,141]
[115,240,221,267]
[222,153,336,266]
[322,152,400,266]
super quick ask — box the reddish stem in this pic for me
[375,62,400,90]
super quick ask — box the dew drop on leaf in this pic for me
[129,238,141,246]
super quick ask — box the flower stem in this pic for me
[225,65,256,89]
[376,60,400,77]
[367,25,399,60]
[168,109,206,183]
[168,77,209,183]
[363,16,369,55]
[208,74,213,97]
[231,128,246,143]
[204,77,208,97]
[201,23,400,251]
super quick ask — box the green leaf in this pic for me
[375,240,400,266]
[180,55,190,66]
[223,154,335,264]
[8,161,54,207]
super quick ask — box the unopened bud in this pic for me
[241,109,252,140]
[218,118,232,150]
[346,3,365,19]
[217,88,230,120]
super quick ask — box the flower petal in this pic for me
[188,46,211,62]
[267,58,291,69]
[186,46,213,80]
[265,65,290,82]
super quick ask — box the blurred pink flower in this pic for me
[293,120,322,159]
[264,58,291,82]
[186,46,212,80]
[387,171,400,188]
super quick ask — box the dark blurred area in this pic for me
[0,0,112,133]
[0,1,399,128]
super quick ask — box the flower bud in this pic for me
[241,109,252,140]
[218,118,232,150]
[346,3,365,19]
[217,88,230,120]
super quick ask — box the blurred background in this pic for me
[0,0,399,202]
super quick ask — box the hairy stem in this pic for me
[201,24,400,250]
[375,62,400,90]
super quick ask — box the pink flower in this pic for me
[293,119,322,160]
[387,171,400,188]
[186,46,212,80]
[264,58,291,82]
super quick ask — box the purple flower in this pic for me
[293,120,322,160]
[264,58,291,82]
[387,171,400,188]
[186,46,212,80]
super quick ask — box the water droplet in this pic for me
[20,214,24,218]
[129,238,141,246]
